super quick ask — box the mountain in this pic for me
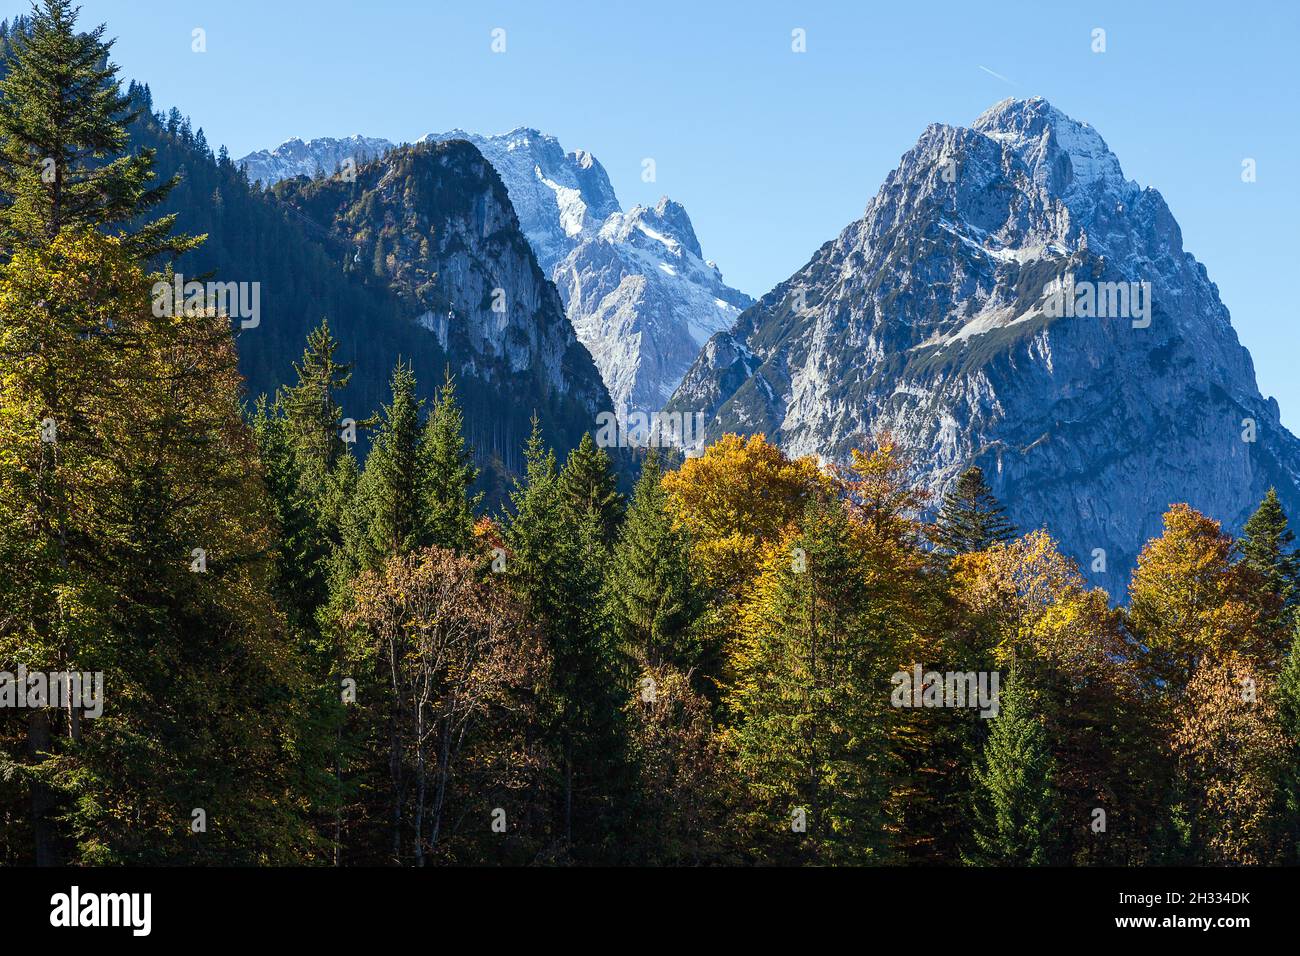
[240,128,752,413]
[272,138,611,473]
[551,196,752,412]
[420,128,620,273]
[123,95,611,496]
[667,96,1300,595]
[236,134,394,185]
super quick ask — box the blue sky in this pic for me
[51,0,1300,427]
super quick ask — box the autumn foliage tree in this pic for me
[345,547,538,865]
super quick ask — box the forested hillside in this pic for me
[2,15,614,498]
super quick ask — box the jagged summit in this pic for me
[598,196,704,260]
[980,97,1132,200]
[236,133,393,183]
[239,127,751,413]
[272,137,612,477]
[667,98,1300,597]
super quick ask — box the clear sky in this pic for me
[47,0,1300,427]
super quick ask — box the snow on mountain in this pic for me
[239,128,749,414]
[667,96,1300,596]
[273,139,612,476]
[553,197,752,411]
[237,134,394,185]
[418,128,620,274]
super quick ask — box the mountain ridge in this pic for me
[239,128,753,413]
[666,96,1300,595]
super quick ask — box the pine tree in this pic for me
[0,229,313,863]
[279,318,353,489]
[964,668,1059,865]
[422,368,480,554]
[1240,487,1299,633]
[355,360,428,567]
[606,453,699,671]
[255,320,359,621]
[558,433,624,543]
[728,497,899,864]
[0,0,193,257]
[503,416,627,859]
[934,465,1016,555]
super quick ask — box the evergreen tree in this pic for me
[503,416,627,859]
[964,669,1059,865]
[1276,625,1300,863]
[728,497,899,864]
[422,368,480,554]
[1240,487,1299,632]
[934,465,1016,555]
[0,0,192,257]
[251,397,330,624]
[558,432,624,543]
[606,453,700,671]
[255,321,359,622]
[0,230,313,863]
[355,360,428,567]
[279,318,353,490]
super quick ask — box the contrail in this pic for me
[978,65,1014,84]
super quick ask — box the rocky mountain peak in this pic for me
[972,97,1135,217]
[598,196,704,261]
[239,126,750,415]
[668,99,1300,597]
[273,138,612,477]
[419,127,621,272]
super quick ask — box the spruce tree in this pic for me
[252,397,332,623]
[934,465,1016,555]
[279,318,353,488]
[964,669,1059,865]
[606,452,699,670]
[422,368,480,554]
[0,230,313,863]
[558,432,624,543]
[728,496,899,863]
[1240,487,1299,632]
[503,416,626,859]
[355,360,428,567]
[0,0,192,257]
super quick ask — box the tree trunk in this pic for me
[413,701,427,867]
[28,710,60,866]
[429,721,452,853]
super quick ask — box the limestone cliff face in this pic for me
[552,196,752,413]
[277,139,612,474]
[244,128,751,416]
[668,97,1300,596]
